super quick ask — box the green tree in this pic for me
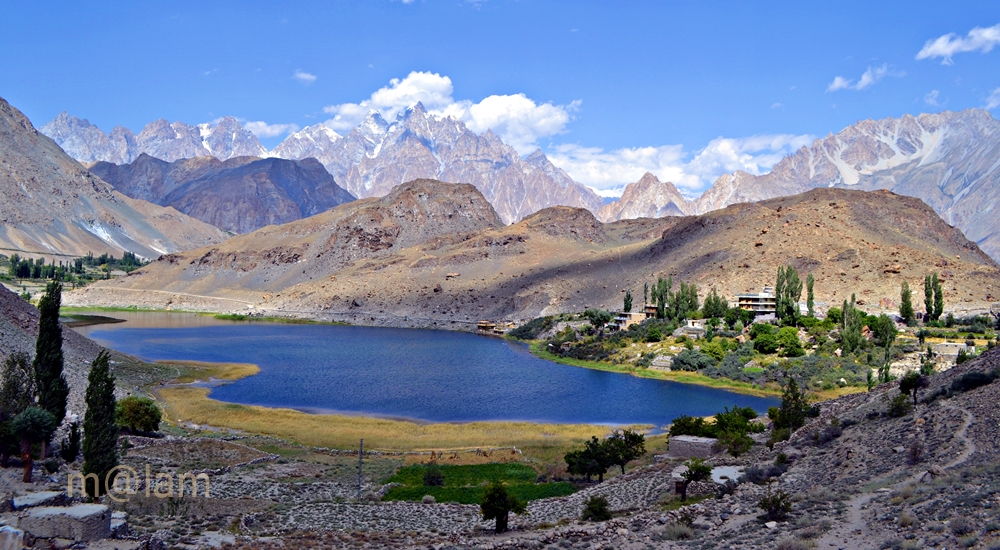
[900,281,915,326]
[12,407,57,482]
[775,265,803,324]
[898,371,929,406]
[115,396,162,433]
[623,289,633,313]
[702,289,727,319]
[769,378,809,432]
[480,481,526,534]
[643,282,649,306]
[806,273,815,317]
[33,281,69,454]
[872,314,896,383]
[581,495,612,522]
[60,421,81,463]
[932,273,944,321]
[82,351,119,498]
[603,429,646,475]
[777,326,804,357]
[1,351,37,417]
[753,332,779,354]
[840,295,864,354]
[924,274,934,321]
[679,458,712,502]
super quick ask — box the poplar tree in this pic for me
[33,281,68,457]
[643,282,649,306]
[806,273,815,318]
[900,281,915,326]
[623,289,632,313]
[932,273,944,321]
[82,351,118,497]
[923,274,933,321]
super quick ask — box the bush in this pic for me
[754,332,780,354]
[950,516,974,536]
[115,396,162,433]
[951,370,998,393]
[758,488,792,522]
[887,393,913,418]
[581,495,612,521]
[508,316,555,340]
[646,327,662,342]
[738,466,768,485]
[776,539,811,550]
[43,457,61,474]
[906,441,924,465]
[423,464,444,486]
[421,494,435,504]
[59,422,81,463]
[656,523,694,541]
[672,349,716,371]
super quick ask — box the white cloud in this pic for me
[548,134,814,194]
[924,90,941,106]
[771,102,784,109]
[827,64,903,92]
[244,121,300,138]
[985,88,1000,110]
[293,70,317,84]
[916,23,1000,65]
[322,71,578,153]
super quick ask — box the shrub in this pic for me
[421,494,435,504]
[43,457,60,474]
[115,396,162,433]
[775,538,811,550]
[671,349,716,371]
[508,316,555,340]
[59,421,81,463]
[758,487,792,521]
[423,464,444,486]
[656,523,694,541]
[950,516,974,536]
[898,511,916,528]
[906,441,924,465]
[581,495,612,521]
[646,327,662,342]
[739,466,768,485]
[951,370,998,393]
[887,393,912,418]
[754,332,779,354]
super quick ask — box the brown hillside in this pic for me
[67,183,1000,326]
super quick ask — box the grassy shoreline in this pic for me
[151,359,626,453]
[526,340,782,398]
[525,340,866,402]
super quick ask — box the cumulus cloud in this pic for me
[924,90,941,106]
[244,121,300,138]
[916,23,1000,65]
[827,64,903,92]
[293,70,317,84]
[985,88,1000,110]
[548,134,814,195]
[322,71,578,153]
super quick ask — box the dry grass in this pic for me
[155,362,618,451]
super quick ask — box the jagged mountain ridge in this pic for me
[67,181,1000,328]
[42,104,602,225]
[598,109,1000,262]
[597,172,690,221]
[89,154,355,234]
[41,113,267,164]
[0,97,227,260]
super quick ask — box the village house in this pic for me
[608,311,646,332]
[736,286,777,315]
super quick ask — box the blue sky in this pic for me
[2,1,999,196]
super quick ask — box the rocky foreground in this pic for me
[2,344,998,549]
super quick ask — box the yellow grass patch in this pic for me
[152,360,621,452]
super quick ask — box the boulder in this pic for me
[12,491,65,510]
[668,435,718,458]
[18,504,111,542]
[0,526,24,550]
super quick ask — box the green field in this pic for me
[382,463,577,504]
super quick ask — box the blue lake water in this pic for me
[75,312,778,427]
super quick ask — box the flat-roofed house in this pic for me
[736,286,777,315]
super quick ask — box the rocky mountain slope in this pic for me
[43,104,602,225]
[599,109,1000,263]
[66,181,1000,326]
[40,113,266,164]
[0,97,227,260]
[89,154,355,234]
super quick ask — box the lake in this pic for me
[73,311,778,427]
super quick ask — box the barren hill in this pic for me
[66,182,1000,325]
[0,97,227,260]
[90,154,355,234]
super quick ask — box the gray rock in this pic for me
[12,491,66,510]
[18,504,111,542]
[0,526,24,550]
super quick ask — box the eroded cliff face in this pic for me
[90,155,355,234]
[0,97,227,259]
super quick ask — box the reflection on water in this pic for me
[73,311,779,426]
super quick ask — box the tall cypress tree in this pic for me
[82,351,118,497]
[932,273,944,321]
[900,281,915,326]
[806,273,815,318]
[923,274,933,321]
[33,281,68,456]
